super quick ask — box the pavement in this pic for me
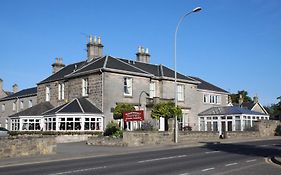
[0,136,281,168]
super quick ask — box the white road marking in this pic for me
[178,173,190,175]
[138,155,187,163]
[246,159,257,163]
[205,151,220,154]
[48,166,107,175]
[260,144,269,147]
[225,162,238,166]
[201,167,215,172]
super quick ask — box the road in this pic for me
[0,139,280,175]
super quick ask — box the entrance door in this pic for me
[227,121,232,131]
[221,121,226,132]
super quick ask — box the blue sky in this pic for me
[0,0,280,105]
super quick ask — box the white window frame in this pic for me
[216,95,221,104]
[20,101,24,109]
[82,78,89,96]
[203,94,209,103]
[28,100,33,108]
[13,102,16,111]
[58,83,65,100]
[124,77,133,96]
[210,95,215,104]
[177,84,184,101]
[149,82,156,98]
[46,86,50,102]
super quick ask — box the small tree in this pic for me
[151,101,182,130]
[113,103,135,120]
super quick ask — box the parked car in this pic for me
[0,127,9,137]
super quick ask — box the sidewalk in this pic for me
[0,136,280,168]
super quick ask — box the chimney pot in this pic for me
[136,46,150,64]
[87,35,103,61]
[94,36,97,44]
[12,84,18,93]
[89,35,93,44]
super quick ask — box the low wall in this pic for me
[87,136,125,146]
[225,131,260,139]
[123,131,173,147]
[257,120,281,137]
[0,136,56,159]
[179,131,218,143]
[56,135,93,143]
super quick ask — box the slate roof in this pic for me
[39,55,200,84]
[0,87,37,102]
[43,98,102,115]
[198,106,267,116]
[9,102,54,117]
[190,77,229,93]
[39,61,86,84]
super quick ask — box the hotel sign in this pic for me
[123,111,144,122]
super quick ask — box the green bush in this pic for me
[104,121,123,138]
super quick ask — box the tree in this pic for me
[151,101,182,130]
[151,101,182,120]
[113,103,135,120]
[230,90,252,104]
[265,96,281,120]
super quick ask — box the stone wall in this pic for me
[123,131,174,147]
[56,134,93,143]
[225,131,260,139]
[87,136,125,146]
[0,136,56,159]
[179,131,218,143]
[257,120,281,137]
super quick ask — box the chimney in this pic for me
[253,95,259,103]
[52,57,65,74]
[12,84,18,93]
[136,46,150,63]
[87,35,103,62]
[238,94,243,107]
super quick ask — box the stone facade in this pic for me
[257,120,281,137]
[0,136,56,159]
[0,95,37,129]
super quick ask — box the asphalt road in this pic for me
[0,139,280,175]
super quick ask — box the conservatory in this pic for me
[9,98,103,132]
[198,106,269,133]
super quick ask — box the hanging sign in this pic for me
[123,111,144,122]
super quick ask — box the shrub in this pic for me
[275,125,281,136]
[104,121,122,138]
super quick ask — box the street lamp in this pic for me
[174,7,202,143]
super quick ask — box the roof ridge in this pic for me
[160,64,164,77]
[77,98,85,113]
[55,98,76,114]
[66,57,104,77]
[103,55,109,69]
[112,56,153,75]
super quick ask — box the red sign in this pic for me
[123,111,144,122]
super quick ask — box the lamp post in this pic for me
[174,7,202,143]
